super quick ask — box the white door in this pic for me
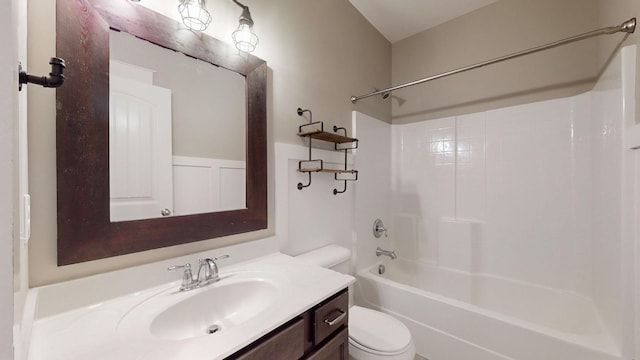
[109,76,173,222]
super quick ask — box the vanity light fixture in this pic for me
[231,0,259,53]
[178,0,212,31]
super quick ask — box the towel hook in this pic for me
[19,57,66,91]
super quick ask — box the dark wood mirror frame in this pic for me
[56,0,267,265]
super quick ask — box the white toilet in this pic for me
[296,245,416,360]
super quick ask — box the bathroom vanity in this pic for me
[229,289,349,359]
[26,244,354,360]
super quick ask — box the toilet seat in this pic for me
[348,306,412,355]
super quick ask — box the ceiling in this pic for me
[349,0,498,43]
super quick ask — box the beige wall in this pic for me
[391,0,607,123]
[28,0,391,286]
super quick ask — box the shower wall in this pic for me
[387,45,638,352]
[390,96,592,293]
[353,112,392,272]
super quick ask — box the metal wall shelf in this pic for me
[296,129,357,144]
[297,168,358,174]
[296,108,358,195]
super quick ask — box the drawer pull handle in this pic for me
[324,309,346,326]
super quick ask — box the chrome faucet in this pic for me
[168,255,230,291]
[376,246,397,260]
[197,255,230,285]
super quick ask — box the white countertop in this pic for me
[28,253,354,360]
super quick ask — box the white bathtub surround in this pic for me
[437,219,483,273]
[27,238,354,360]
[391,97,594,292]
[391,117,456,264]
[590,45,639,357]
[353,112,392,272]
[616,45,639,359]
[352,45,639,360]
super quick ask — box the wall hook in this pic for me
[297,107,312,121]
[333,179,347,195]
[19,57,66,91]
[298,172,312,190]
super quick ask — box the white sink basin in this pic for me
[118,273,280,341]
[151,279,278,340]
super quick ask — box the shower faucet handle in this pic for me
[373,219,388,238]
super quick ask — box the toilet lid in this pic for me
[349,306,411,353]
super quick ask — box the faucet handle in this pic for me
[168,263,197,291]
[373,219,388,238]
[212,254,230,261]
[167,263,191,271]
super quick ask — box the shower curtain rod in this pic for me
[350,18,637,104]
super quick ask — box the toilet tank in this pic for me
[295,245,352,274]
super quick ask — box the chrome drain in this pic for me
[206,324,221,335]
[378,264,386,275]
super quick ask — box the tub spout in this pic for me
[376,247,397,260]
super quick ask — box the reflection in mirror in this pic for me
[109,31,247,222]
[56,0,267,265]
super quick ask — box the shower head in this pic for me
[374,87,390,100]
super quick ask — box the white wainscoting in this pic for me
[172,156,246,216]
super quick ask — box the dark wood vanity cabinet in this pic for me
[304,328,349,360]
[304,289,349,360]
[228,288,349,360]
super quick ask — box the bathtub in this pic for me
[354,259,622,360]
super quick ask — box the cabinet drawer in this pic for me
[305,327,349,360]
[313,290,349,344]
[233,317,305,360]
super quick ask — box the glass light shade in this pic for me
[178,0,212,31]
[232,22,259,53]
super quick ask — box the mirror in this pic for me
[109,31,247,221]
[56,0,267,265]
